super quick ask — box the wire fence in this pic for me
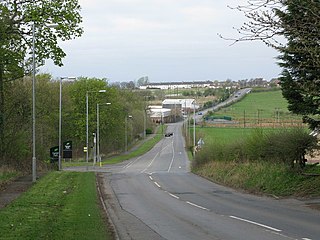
[201,113,305,128]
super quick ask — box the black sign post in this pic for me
[50,146,59,163]
[63,141,72,159]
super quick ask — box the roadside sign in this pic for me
[83,146,88,153]
[63,141,72,158]
[50,146,59,163]
[197,138,205,148]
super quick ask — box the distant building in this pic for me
[162,99,199,113]
[139,81,213,90]
[148,107,172,123]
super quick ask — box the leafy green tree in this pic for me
[277,2,320,129]
[230,0,320,129]
[0,0,83,160]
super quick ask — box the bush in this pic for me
[194,128,318,170]
[145,128,153,134]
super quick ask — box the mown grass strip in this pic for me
[103,126,165,165]
[63,125,165,167]
[0,171,112,240]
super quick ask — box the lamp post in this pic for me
[31,22,58,182]
[193,100,196,159]
[32,22,36,182]
[125,115,132,152]
[96,102,111,166]
[58,77,76,171]
[86,89,106,164]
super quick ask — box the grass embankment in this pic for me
[0,172,112,240]
[194,161,320,197]
[193,127,320,197]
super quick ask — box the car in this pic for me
[198,112,203,115]
[165,132,173,137]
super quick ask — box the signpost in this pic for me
[50,146,59,163]
[63,141,72,159]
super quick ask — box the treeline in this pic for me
[1,74,152,170]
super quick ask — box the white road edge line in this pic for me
[154,182,161,188]
[186,201,209,211]
[230,215,282,232]
[169,193,180,199]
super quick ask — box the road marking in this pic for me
[154,182,161,188]
[186,201,209,211]
[149,175,153,181]
[302,238,312,240]
[167,141,175,172]
[169,193,180,199]
[229,216,282,232]
[141,152,160,173]
[123,155,143,169]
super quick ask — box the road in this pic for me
[95,121,320,240]
[195,88,252,122]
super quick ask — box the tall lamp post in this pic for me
[96,102,111,166]
[193,100,196,159]
[86,89,106,164]
[58,77,76,171]
[125,115,133,152]
[31,23,36,182]
[31,22,58,182]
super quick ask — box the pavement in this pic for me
[0,175,34,209]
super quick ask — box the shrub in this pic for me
[145,128,153,134]
[194,128,318,170]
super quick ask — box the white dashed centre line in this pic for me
[154,182,161,188]
[230,216,282,232]
[169,193,180,199]
[186,201,209,211]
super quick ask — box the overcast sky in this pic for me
[40,0,281,83]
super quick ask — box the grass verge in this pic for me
[193,161,320,198]
[62,125,165,167]
[0,171,112,240]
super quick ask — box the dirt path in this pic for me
[0,175,34,209]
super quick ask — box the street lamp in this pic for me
[58,77,76,171]
[86,89,106,164]
[125,115,133,152]
[96,102,111,166]
[32,22,58,182]
[193,100,196,160]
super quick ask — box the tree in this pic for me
[277,1,320,129]
[136,76,149,87]
[0,0,83,158]
[229,0,320,129]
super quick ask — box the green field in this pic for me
[0,172,112,240]
[212,90,302,125]
[196,127,252,144]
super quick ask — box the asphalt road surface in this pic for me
[194,88,252,122]
[92,121,320,240]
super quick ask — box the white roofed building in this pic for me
[162,99,199,114]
